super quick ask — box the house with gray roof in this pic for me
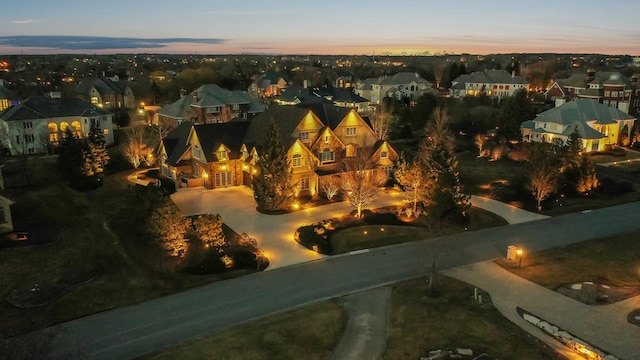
[158,84,265,126]
[0,93,114,155]
[75,75,135,109]
[354,72,434,105]
[275,85,371,112]
[544,69,638,114]
[450,70,528,99]
[521,99,636,152]
[248,72,289,99]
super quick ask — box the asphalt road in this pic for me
[50,201,640,359]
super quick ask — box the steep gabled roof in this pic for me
[295,103,350,130]
[162,121,193,167]
[0,96,110,121]
[158,84,265,119]
[244,105,310,149]
[192,121,251,162]
[76,76,128,96]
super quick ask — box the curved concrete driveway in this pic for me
[171,187,408,269]
[170,187,546,269]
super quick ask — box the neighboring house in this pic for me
[158,84,266,127]
[248,72,289,99]
[275,85,371,113]
[354,72,434,104]
[0,93,114,155]
[450,70,529,99]
[544,69,639,114]
[521,99,636,152]
[158,104,398,197]
[0,164,15,233]
[75,75,136,109]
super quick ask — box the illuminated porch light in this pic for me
[293,202,300,210]
[221,164,227,171]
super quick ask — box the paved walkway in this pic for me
[444,261,640,360]
[331,287,392,360]
[596,146,640,167]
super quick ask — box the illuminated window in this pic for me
[103,129,109,135]
[346,144,357,157]
[90,96,98,104]
[292,153,302,167]
[219,150,227,160]
[346,127,357,137]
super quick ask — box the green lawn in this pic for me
[457,151,524,196]
[145,300,345,360]
[609,161,640,174]
[496,230,640,290]
[589,150,640,164]
[0,159,259,339]
[330,207,508,254]
[385,277,560,359]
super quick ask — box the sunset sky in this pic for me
[1,0,639,55]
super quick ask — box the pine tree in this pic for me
[87,122,110,175]
[420,107,470,221]
[193,214,226,251]
[147,199,191,257]
[57,128,84,179]
[252,119,295,212]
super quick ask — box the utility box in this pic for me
[507,245,519,260]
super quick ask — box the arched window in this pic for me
[71,121,82,138]
[48,123,59,142]
[60,122,70,137]
[292,153,302,167]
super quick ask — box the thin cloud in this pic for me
[0,35,226,50]
[12,19,40,24]
[205,9,289,15]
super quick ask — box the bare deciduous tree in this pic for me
[527,143,560,211]
[394,153,429,213]
[369,108,393,140]
[321,175,341,201]
[474,133,488,157]
[124,126,152,168]
[341,151,386,218]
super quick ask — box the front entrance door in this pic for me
[215,171,232,188]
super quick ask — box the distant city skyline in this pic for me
[1,0,639,56]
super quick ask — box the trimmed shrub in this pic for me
[296,225,333,254]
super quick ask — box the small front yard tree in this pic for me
[321,175,341,201]
[252,119,295,212]
[124,126,152,168]
[148,199,191,257]
[394,152,429,213]
[341,151,386,218]
[527,143,560,211]
[192,213,226,250]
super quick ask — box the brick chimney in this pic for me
[193,89,199,102]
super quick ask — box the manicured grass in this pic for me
[330,207,508,254]
[0,159,259,339]
[145,300,345,360]
[496,230,640,290]
[589,150,640,164]
[539,191,640,217]
[609,161,640,174]
[457,151,524,195]
[385,276,560,359]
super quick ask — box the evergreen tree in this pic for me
[497,89,532,143]
[87,122,110,175]
[57,128,85,179]
[252,119,295,212]
[420,107,470,221]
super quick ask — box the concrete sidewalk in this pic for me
[444,261,640,360]
[469,195,548,224]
